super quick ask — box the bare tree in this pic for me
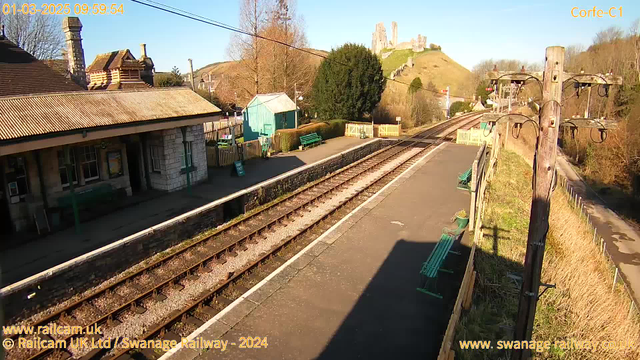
[227,0,314,104]
[228,0,272,97]
[261,0,313,98]
[0,2,64,59]
[564,44,585,72]
[630,19,640,83]
[593,26,624,45]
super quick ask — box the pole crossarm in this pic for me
[487,71,622,85]
[480,114,618,129]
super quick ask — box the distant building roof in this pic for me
[247,93,297,114]
[86,49,144,72]
[0,34,84,97]
[0,88,221,142]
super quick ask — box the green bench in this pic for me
[57,183,115,209]
[416,233,461,298]
[457,167,472,191]
[300,132,322,149]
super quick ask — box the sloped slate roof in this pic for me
[0,35,84,96]
[0,88,221,141]
[86,49,143,72]
[248,93,297,114]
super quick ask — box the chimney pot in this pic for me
[140,43,147,58]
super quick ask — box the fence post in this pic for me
[592,228,597,244]
[612,268,619,293]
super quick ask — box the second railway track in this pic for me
[4,112,483,360]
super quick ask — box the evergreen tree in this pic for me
[408,77,423,96]
[311,44,386,120]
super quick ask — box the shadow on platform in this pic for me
[317,237,471,360]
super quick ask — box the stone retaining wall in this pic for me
[1,139,394,322]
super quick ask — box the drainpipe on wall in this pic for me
[180,127,192,196]
[64,146,81,234]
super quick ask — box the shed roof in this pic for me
[0,88,221,142]
[0,35,84,96]
[247,93,296,114]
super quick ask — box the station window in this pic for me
[80,145,100,181]
[57,150,78,187]
[150,145,163,172]
[6,156,29,202]
[181,142,193,169]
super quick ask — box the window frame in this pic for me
[180,141,193,169]
[150,145,163,173]
[79,145,100,182]
[58,149,78,188]
[7,156,29,200]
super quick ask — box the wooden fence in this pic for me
[345,123,374,138]
[437,129,500,360]
[456,128,493,146]
[345,123,401,138]
[206,139,262,167]
[204,122,243,142]
[377,124,401,137]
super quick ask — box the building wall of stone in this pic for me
[146,125,208,192]
[2,138,391,322]
[2,138,132,232]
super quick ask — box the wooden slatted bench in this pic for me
[416,233,460,298]
[457,167,472,190]
[300,132,322,149]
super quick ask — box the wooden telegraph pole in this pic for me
[512,46,564,360]
[486,48,622,360]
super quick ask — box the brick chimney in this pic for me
[62,17,87,89]
[140,43,147,58]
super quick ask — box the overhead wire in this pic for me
[130,0,469,99]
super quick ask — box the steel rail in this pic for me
[11,112,482,360]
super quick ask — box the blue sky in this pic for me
[51,0,640,73]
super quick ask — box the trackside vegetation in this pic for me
[454,150,640,360]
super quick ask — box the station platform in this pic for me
[166,143,479,360]
[0,137,373,287]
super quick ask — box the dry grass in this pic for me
[392,51,475,97]
[455,149,640,359]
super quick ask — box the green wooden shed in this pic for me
[243,93,297,141]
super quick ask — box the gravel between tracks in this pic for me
[93,147,422,357]
[7,144,423,360]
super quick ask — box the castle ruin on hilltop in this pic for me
[371,21,426,55]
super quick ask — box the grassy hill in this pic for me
[194,48,328,80]
[382,50,474,97]
[375,49,475,127]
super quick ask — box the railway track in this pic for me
[4,112,482,360]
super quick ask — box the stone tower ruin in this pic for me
[371,22,388,55]
[390,21,398,47]
[371,21,427,55]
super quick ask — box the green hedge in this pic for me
[273,120,348,152]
